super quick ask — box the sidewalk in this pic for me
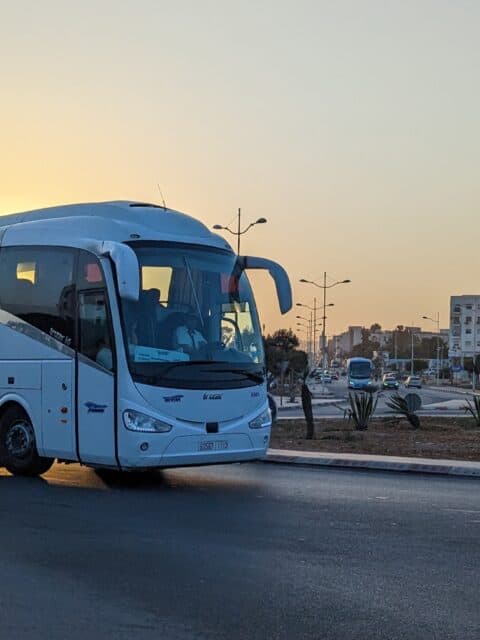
[266,449,480,478]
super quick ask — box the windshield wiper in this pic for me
[183,255,204,328]
[135,361,264,384]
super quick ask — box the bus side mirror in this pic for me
[238,256,292,314]
[99,241,140,301]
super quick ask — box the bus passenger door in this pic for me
[76,289,116,466]
[42,360,75,459]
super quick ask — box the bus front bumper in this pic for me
[119,432,270,469]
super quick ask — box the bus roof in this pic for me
[0,201,232,252]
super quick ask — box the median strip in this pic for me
[267,416,480,476]
[265,449,480,477]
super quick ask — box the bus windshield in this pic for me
[349,361,372,379]
[120,243,265,388]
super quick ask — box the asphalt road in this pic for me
[278,379,472,417]
[1,462,479,639]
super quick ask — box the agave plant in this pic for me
[385,393,420,429]
[347,392,378,431]
[463,395,480,427]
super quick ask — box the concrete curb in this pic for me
[265,449,480,478]
[277,399,344,412]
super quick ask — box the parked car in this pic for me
[320,373,332,384]
[405,375,422,389]
[382,374,399,390]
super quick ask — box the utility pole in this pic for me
[321,272,326,369]
[410,324,414,376]
[422,313,441,386]
[473,308,477,392]
[236,208,241,254]
[309,311,313,366]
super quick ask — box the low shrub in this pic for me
[385,394,420,429]
[463,396,480,427]
[346,392,378,431]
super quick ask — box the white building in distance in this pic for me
[449,295,480,360]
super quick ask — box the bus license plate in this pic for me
[199,440,228,452]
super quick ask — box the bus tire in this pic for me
[0,406,54,477]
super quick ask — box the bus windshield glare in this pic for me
[120,243,265,388]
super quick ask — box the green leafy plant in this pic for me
[385,393,420,429]
[462,395,480,427]
[346,392,378,431]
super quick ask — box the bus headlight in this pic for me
[123,410,172,433]
[249,408,272,429]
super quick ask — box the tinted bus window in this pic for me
[0,246,76,347]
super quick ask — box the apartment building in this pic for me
[449,295,480,360]
[330,325,363,357]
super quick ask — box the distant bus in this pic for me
[346,357,374,391]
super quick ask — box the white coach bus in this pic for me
[0,201,291,476]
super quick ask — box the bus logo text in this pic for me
[85,402,107,413]
[163,395,184,403]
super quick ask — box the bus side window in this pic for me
[0,246,76,347]
[78,290,114,371]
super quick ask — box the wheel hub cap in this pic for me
[6,421,33,458]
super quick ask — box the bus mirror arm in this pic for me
[238,256,292,314]
[97,241,140,302]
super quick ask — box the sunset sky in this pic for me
[1,1,478,339]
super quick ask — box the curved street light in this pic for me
[300,274,351,368]
[213,208,267,254]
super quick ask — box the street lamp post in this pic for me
[213,208,267,254]
[296,314,322,366]
[473,310,477,392]
[422,313,441,386]
[410,326,414,376]
[296,301,330,365]
[295,324,310,361]
[300,274,351,370]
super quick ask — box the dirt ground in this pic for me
[270,416,480,461]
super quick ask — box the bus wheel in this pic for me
[0,406,54,477]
